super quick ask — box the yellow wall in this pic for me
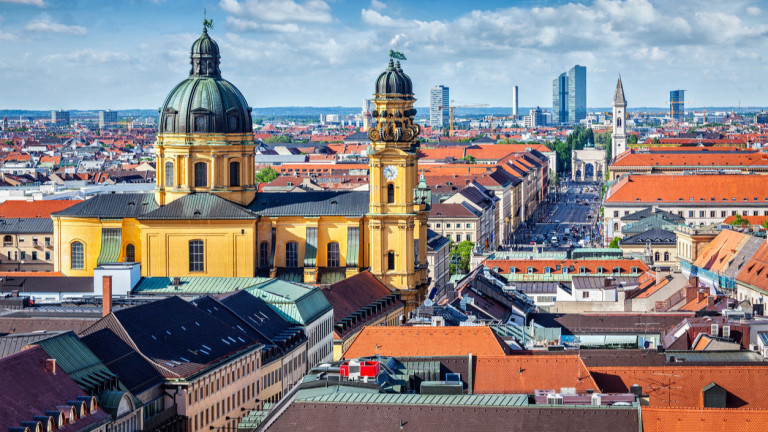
[54,216,143,276]
[140,220,256,277]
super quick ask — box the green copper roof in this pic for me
[34,331,125,394]
[96,228,121,265]
[132,276,271,294]
[247,279,332,325]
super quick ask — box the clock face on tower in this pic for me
[383,165,398,181]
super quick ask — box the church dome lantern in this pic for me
[158,24,252,136]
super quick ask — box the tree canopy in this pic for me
[608,237,621,248]
[255,167,279,183]
[449,240,474,275]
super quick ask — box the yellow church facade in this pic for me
[52,26,430,307]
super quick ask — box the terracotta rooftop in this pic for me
[484,259,648,275]
[343,326,509,358]
[612,149,768,168]
[605,174,768,204]
[591,365,768,408]
[641,407,768,432]
[0,200,80,218]
[473,355,598,394]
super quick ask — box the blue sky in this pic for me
[0,0,767,110]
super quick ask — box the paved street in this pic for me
[511,181,604,250]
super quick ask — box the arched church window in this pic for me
[71,242,84,270]
[617,117,622,127]
[387,184,395,204]
[165,161,174,187]
[125,244,135,262]
[194,162,207,187]
[387,251,395,270]
[664,252,670,261]
[230,161,240,187]
[327,242,340,267]
[654,251,660,262]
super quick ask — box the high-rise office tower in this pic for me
[670,90,685,121]
[51,110,70,126]
[512,85,519,117]
[429,85,449,129]
[99,110,118,128]
[552,66,587,125]
[568,65,587,124]
[552,73,568,124]
[612,75,627,158]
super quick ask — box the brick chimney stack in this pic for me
[102,275,113,317]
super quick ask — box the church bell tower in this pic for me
[612,74,627,160]
[367,55,430,310]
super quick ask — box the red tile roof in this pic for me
[692,230,751,273]
[474,355,598,394]
[0,200,80,218]
[605,174,768,204]
[483,259,648,275]
[591,365,768,408]
[612,149,768,168]
[723,215,768,226]
[737,242,768,291]
[343,326,509,358]
[642,407,768,432]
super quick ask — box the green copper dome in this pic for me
[375,59,413,98]
[158,26,252,135]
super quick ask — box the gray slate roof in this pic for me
[0,331,63,358]
[620,228,677,245]
[249,191,369,217]
[53,193,158,218]
[139,193,258,220]
[0,218,53,234]
[621,207,684,222]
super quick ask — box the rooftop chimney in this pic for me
[102,275,112,317]
[45,358,56,375]
[685,285,698,304]
[697,289,707,303]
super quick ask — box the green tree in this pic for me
[264,135,291,143]
[461,155,476,164]
[255,167,279,183]
[608,237,621,248]
[628,134,638,144]
[730,214,749,226]
[449,240,474,275]
[761,219,768,229]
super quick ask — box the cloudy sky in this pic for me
[0,0,767,110]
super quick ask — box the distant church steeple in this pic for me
[611,74,627,160]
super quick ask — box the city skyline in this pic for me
[0,0,767,109]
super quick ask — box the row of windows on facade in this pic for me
[613,209,768,218]
[498,265,642,274]
[191,382,258,431]
[2,235,52,247]
[69,242,135,270]
[70,239,407,272]
[164,161,241,188]
[3,250,51,261]
[427,223,474,229]
[189,355,258,406]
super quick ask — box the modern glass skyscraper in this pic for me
[430,85,449,129]
[552,73,568,124]
[670,89,685,121]
[568,65,587,124]
[552,65,587,125]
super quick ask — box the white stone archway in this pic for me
[572,148,607,182]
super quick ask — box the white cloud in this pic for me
[25,18,86,35]
[0,0,45,6]
[370,0,386,11]
[747,6,761,16]
[219,0,332,25]
[44,49,133,64]
[0,30,15,40]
